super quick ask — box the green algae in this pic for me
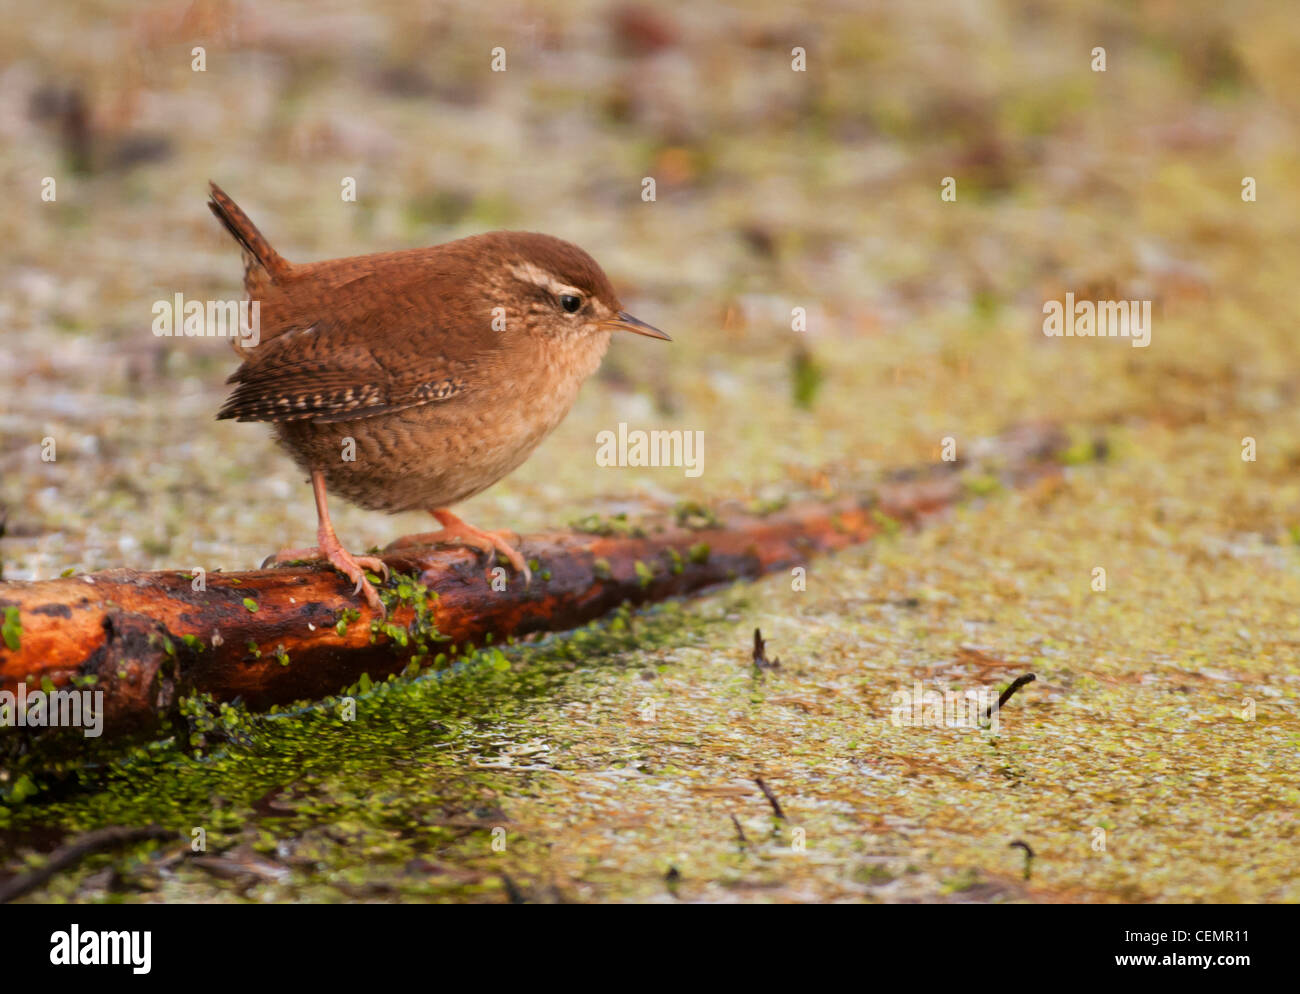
[2,607,20,652]
[0,601,712,902]
[673,501,720,530]
[571,513,647,539]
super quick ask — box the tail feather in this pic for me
[207,181,291,283]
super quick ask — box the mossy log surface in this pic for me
[0,424,1065,744]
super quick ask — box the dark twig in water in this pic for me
[985,673,1036,721]
[500,873,526,904]
[664,865,682,897]
[1008,839,1035,881]
[731,813,749,850]
[752,628,781,670]
[754,777,786,820]
[0,825,173,904]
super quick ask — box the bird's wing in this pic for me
[216,312,496,424]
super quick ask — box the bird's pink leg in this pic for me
[267,470,389,615]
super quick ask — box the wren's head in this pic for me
[466,231,670,346]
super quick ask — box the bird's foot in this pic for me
[264,541,390,616]
[387,510,531,585]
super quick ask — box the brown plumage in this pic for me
[209,182,670,615]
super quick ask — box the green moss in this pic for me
[2,606,21,651]
[673,501,719,530]
[634,560,654,588]
[791,346,824,410]
[870,510,901,537]
[571,513,646,538]
[666,548,684,575]
[335,608,361,638]
[9,775,38,804]
[746,496,790,517]
[962,473,1001,497]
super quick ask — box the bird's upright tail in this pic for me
[207,181,292,284]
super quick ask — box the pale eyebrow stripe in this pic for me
[508,261,583,299]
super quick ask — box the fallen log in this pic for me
[0,423,1068,746]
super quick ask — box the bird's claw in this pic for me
[353,555,391,582]
[387,518,531,586]
[265,544,388,616]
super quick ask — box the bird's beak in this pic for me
[603,311,672,341]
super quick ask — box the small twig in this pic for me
[985,673,1036,721]
[0,825,173,903]
[730,813,749,850]
[664,865,682,898]
[1008,839,1035,881]
[500,873,526,904]
[754,777,786,820]
[752,628,781,670]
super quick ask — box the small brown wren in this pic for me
[209,182,670,615]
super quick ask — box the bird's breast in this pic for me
[273,329,612,513]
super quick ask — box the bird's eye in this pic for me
[559,294,582,314]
